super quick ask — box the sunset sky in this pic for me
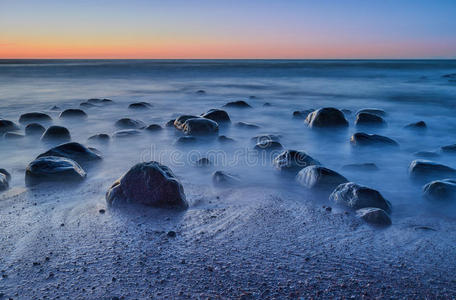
[1,0,455,59]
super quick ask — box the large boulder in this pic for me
[350,133,398,147]
[305,108,348,128]
[25,156,86,186]
[41,126,71,143]
[25,123,46,136]
[59,109,87,119]
[223,100,251,108]
[0,119,19,134]
[201,109,230,123]
[330,182,392,212]
[409,160,456,181]
[37,142,102,166]
[423,179,456,201]
[106,161,187,209]
[182,118,219,136]
[296,166,348,190]
[356,108,386,117]
[212,171,241,187]
[356,208,392,225]
[355,112,386,127]
[128,102,152,110]
[273,150,320,172]
[115,118,146,129]
[174,115,198,130]
[19,112,52,124]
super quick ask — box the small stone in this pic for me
[99,209,106,214]
[167,231,176,237]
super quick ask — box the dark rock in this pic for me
[99,209,106,214]
[293,109,314,119]
[201,109,230,123]
[19,112,52,124]
[0,119,20,133]
[88,133,110,143]
[87,98,113,105]
[297,166,348,190]
[114,118,146,129]
[356,208,392,225]
[423,179,456,200]
[49,105,60,111]
[441,144,456,153]
[356,108,386,117]
[80,102,97,108]
[273,150,320,172]
[405,121,426,130]
[101,98,114,104]
[305,107,348,128]
[342,163,379,171]
[175,136,197,145]
[59,109,87,119]
[218,135,235,143]
[182,118,218,136]
[145,124,163,132]
[223,100,252,108]
[112,129,142,139]
[251,134,281,144]
[0,173,9,191]
[330,182,392,212]
[37,142,102,166]
[41,126,71,143]
[165,119,176,127]
[249,95,257,99]
[355,112,386,127]
[25,123,46,136]
[350,132,399,147]
[409,160,456,181]
[106,161,187,209]
[263,102,271,107]
[196,90,206,95]
[0,168,11,181]
[236,122,260,129]
[167,230,177,237]
[128,102,152,110]
[196,158,211,167]
[3,132,25,140]
[212,171,240,187]
[413,151,440,158]
[254,140,283,151]
[25,156,86,186]
[174,115,198,130]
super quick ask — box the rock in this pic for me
[263,102,271,107]
[175,136,197,145]
[19,112,52,125]
[49,105,60,111]
[0,173,9,191]
[0,119,20,134]
[212,171,240,187]
[165,119,176,127]
[356,108,386,117]
[145,124,163,132]
[88,133,110,143]
[305,108,348,128]
[254,140,283,151]
[106,161,187,209]
[330,182,392,212]
[128,102,152,110]
[174,115,198,130]
[413,151,440,158]
[196,158,211,167]
[223,100,252,108]
[3,132,25,140]
[201,109,230,123]
[37,142,102,166]
[251,134,281,144]
[342,163,379,171]
[80,101,97,108]
[25,156,86,186]
[350,133,399,147]
[441,144,456,153]
[41,126,71,143]
[112,129,142,139]
[273,150,320,172]
[297,166,348,190]
[405,121,426,130]
[218,135,235,143]
[442,73,456,79]
[182,118,219,136]
[236,122,260,129]
[423,179,456,200]
[59,109,87,119]
[0,168,11,181]
[114,118,146,129]
[293,109,314,119]
[167,230,177,237]
[356,208,392,225]
[87,98,114,105]
[355,112,386,127]
[25,123,46,136]
[196,90,206,95]
[409,160,456,181]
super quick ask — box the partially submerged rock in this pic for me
[223,100,251,108]
[37,142,102,166]
[115,118,146,129]
[330,182,392,212]
[195,157,211,167]
[3,132,25,140]
[423,179,456,201]
[128,102,152,110]
[218,135,235,143]
[350,133,398,147]
[88,133,110,143]
[212,171,240,187]
[405,121,426,130]
[25,156,86,186]
[305,108,348,128]
[273,150,320,172]
[59,109,87,119]
[0,119,20,134]
[236,122,260,129]
[409,160,456,181]
[254,140,283,151]
[293,109,314,119]
[106,161,187,209]
[145,124,163,132]
[112,129,142,139]
[175,136,197,145]
[441,144,456,153]
[201,109,230,123]
[356,208,392,225]
[413,151,440,158]
[174,115,198,130]
[25,123,46,136]
[182,118,219,136]
[356,108,386,117]
[19,112,52,124]
[296,166,348,190]
[41,126,71,143]
[87,98,113,105]
[355,112,386,127]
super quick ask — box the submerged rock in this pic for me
[182,118,219,136]
[25,123,46,136]
[174,115,198,130]
[263,102,272,107]
[355,112,386,127]
[218,135,235,143]
[0,119,20,134]
[41,126,71,143]
[413,151,440,158]
[145,124,163,132]
[305,107,348,128]
[87,98,113,105]
[254,140,283,151]
[330,182,392,212]
[423,179,456,201]
[201,109,230,123]
[356,108,386,117]
[195,157,211,167]
[273,150,320,172]
[88,133,110,143]
[212,171,240,187]
[405,121,427,130]
[293,109,314,119]
[37,142,102,165]
[80,101,97,108]
[25,156,86,186]
[236,122,260,129]
[115,118,146,129]
[196,90,206,95]
[106,161,187,209]
[59,109,87,119]
[112,129,142,139]
[19,112,52,124]
[175,136,197,145]
[296,166,348,190]
[3,132,25,140]
[409,160,456,181]
[128,102,152,110]
[350,133,399,147]
[356,208,392,225]
[223,100,252,108]
[441,144,456,153]
[342,163,379,171]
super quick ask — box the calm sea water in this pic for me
[1,60,456,220]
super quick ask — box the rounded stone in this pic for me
[25,156,86,186]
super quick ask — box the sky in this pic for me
[0,0,455,59]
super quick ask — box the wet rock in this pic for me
[251,134,281,144]
[0,173,9,191]
[112,129,142,139]
[293,109,314,119]
[297,166,348,190]
[356,208,392,225]
[201,109,230,123]
[218,135,235,143]
[128,102,152,110]
[182,118,218,136]
[356,108,386,117]
[19,112,52,125]
[413,151,440,158]
[273,150,320,172]
[223,100,252,108]
[145,124,163,132]
[0,119,20,133]
[106,161,187,209]
[25,156,86,186]
[355,112,386,127]
[409,160,456,181]
[196,90,206,95]
[305,107,348,128]
[441,144,456,153]
[167,230,177,237]
[196,158,211,167]
[254,140,283,151]
[330,182,392,212]
[263,102,271,107]
[175,136,197,145]
[350,132,399,147]
[80,101,97,108]
[37,142,102,166]
[4,132,25,140]
[88,133,110,143]
[59,109,87,119]
[115,118,146,129]
[342,163,379,171]
[236,122,260,129]
[165,119,176,127]
[405,121,426,130]
[174,115,198,130]
[212,171,240,187]
[87,98,113,105]
[423,179,456,201]
[41,126,71,143]
[25,123,46,136]
[0,168,11,181]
